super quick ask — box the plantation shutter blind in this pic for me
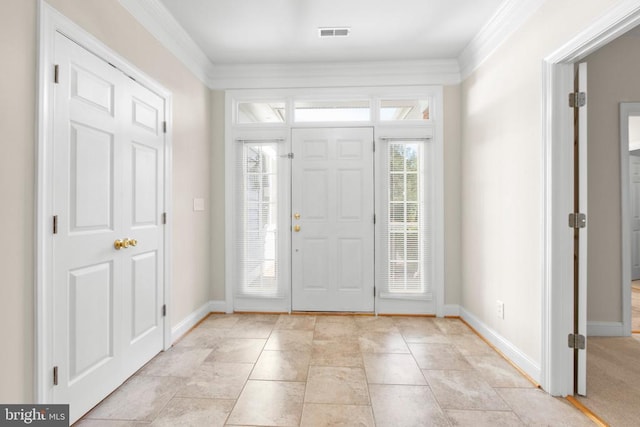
[235,139,284,298]
[380,138,433,300]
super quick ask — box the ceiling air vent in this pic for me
[318,27,351,38]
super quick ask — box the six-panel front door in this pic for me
[52,33,165,422]
[291,128,375,311]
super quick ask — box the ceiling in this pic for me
[157,0,505,65]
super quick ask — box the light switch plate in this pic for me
[193,198,205,212]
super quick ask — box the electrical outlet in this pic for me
[497,300,504,319]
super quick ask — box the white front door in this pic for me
[631,154,640,280]
[291,128,375,311]
[52,33,165,422]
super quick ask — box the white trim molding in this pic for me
[170,301,226,343]
[461,307,541,383]
[442,304,461,317]
[210,60,460,90]
[118,0,215,84]
[587,321,625,337]
[458,0,545,79]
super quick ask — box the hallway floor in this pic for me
[76,314,592,426]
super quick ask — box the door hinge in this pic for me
[53,366,58,386]
[373,214,376,224]
[53,215,58,234]
[568,212,587,229]
[373,140,376,152]
[54,64,59,84]
[162,121,167,133]
[568,333,586,350]
[569,91,586,108]
[162,212,167,224]
[162,304,167,317]
[373,286,376,297]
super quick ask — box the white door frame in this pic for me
[225,87,444,316]
[35,2,173,403]
[541,2,640,396]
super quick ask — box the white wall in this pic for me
[585,33,640,323]
[444,85,462,305]
[460,0,619,368]
[0,0,212,403]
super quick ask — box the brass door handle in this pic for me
[293,213,301,220]
[114,238,138,250]
[293,225,301,232]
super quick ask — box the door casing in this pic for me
[36,2,173,404]
[541,3,640,397]
[225,87,445,317]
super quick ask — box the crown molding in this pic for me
[119,0,461,89]
[118,0,215,85]
[458,0,545,80]
[209,59,461,89]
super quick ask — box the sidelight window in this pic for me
[239,143,280,296]
[380,140,432,299]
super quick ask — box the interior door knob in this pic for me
[293,213,301,220]
[114,239,125,250]
[294,225,301,232]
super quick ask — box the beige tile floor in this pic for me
[75,314,593,426]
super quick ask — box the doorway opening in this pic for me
[542,1,640,399]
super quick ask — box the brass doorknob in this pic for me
[114,238,137,250]
[293,213,301,220]
[293,225,301,232]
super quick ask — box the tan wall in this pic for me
[444,85,462,304]
[460,0,618,363]
[0,0,212,402]
[210,90,226,301]
[585,34,640,322]
[0,0,38,405]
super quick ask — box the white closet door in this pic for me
[52,33,164,422]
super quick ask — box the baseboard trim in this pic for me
[209,300,228,313]
[587,321,625,337]
[460,307,541,384]
[171,301,225,343]
[442,304,460,317]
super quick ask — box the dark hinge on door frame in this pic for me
[162,212,167,225]
[53,366,58,386]
[162,121,167,134]
[54,64,59,84]
[568,333,586,350]
[162,304,167,317]
[53,215,58,234]
[568,91,586,108]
